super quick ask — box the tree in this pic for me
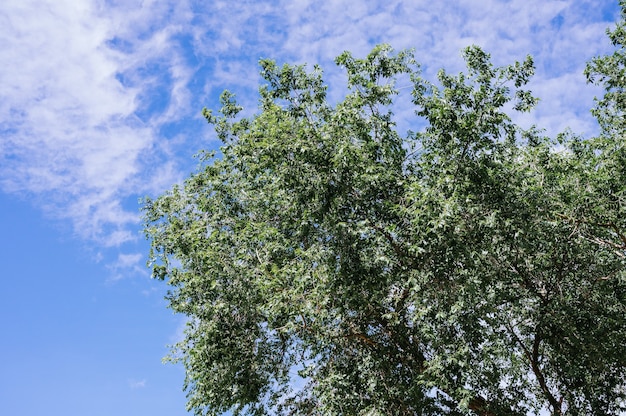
[143,5,626,415]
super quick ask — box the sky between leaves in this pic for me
[0,1,622,415]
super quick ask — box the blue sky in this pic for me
[0,1,622,415]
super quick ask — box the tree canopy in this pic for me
[143,3,626,415]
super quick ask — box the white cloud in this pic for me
[107,252,147,282]
[129,378,147,389]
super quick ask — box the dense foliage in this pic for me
[143,4,626,415]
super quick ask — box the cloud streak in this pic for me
[129,378,147,389]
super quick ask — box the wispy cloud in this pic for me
[107,252,146,282]
[129,378,147,389]
[0,0,620,250]
[0,0,193,246]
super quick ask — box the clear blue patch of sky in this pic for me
[133,66,174,122]
[550,14,565,30]
[106,36,135,54]
[0,193,190,416]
